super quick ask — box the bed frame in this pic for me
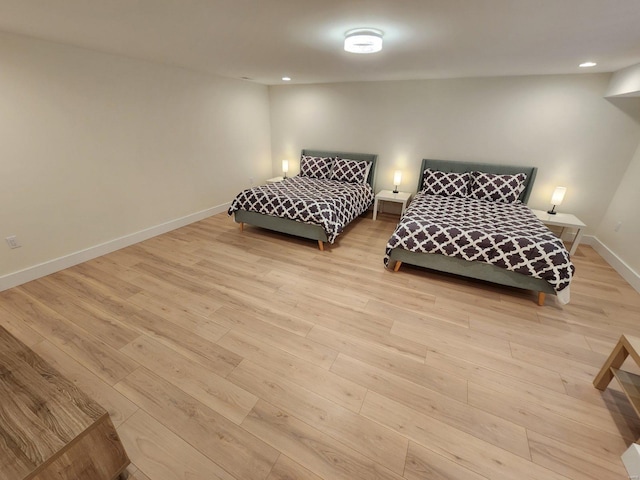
[234,149,377,251]
[388,159,556,305]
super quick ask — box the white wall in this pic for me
[2,33,638,290]
[0,32,272,282]
[269,75,640,234]
[595,141,640,275]
[606,63,640,97]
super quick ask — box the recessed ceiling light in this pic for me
[344,28,383,54]
[579,61,597,68]
[282,76,291,81]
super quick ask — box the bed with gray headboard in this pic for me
[385,159,574,305]
[229,149,377,250]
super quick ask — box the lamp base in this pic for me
[547,209,557,215]
[392,189,399,194]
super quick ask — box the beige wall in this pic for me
[0,32,271,278]
[606,63,640,97]
[2,31,638,287]
[269,75,640,233]
[596,141,640,274]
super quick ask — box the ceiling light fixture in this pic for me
[282,76,291,81]
[344,28,383,54]
[579,61,597,68]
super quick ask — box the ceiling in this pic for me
[1,0,640,85]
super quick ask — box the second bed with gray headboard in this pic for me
[384,159,574,305]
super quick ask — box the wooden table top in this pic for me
[0,325,107,480]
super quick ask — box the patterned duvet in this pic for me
[228,176,374,243]
[384,192,574,301]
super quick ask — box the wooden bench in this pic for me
[594,334,640,418]
[0,325,129,480]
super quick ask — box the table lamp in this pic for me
[548,186,566,215]
[393,170,402,194]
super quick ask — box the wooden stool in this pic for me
[594,334,640,417]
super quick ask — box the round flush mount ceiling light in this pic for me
[579,61,597,68]
[344,28,383,54]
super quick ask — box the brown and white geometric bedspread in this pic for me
[229,176,374,243]
[384,192,574,302]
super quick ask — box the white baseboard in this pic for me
[3,213,639,296]
[0,202,230,292]
[622,443,640,479]
[583,235,640,293]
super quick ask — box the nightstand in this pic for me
[531,209,586,255]
[373,190,411,221]
[266,176,284,184]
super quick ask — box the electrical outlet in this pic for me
[249,177,254,186]
[615,221,623,232]
[6,235,21,249]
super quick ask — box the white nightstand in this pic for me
[531,209,586,256]
[266,176,284,184]
[373,190,411,221]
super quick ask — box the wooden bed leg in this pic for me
[239,222,244,232]
[317,240,324,251]
[537,292,545,306]
[393,261,402,272]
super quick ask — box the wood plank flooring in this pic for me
[2,211,640,480]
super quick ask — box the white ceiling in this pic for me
[1,0,640,85]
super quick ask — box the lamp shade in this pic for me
[550,186,567,206]
[393,170,402,186]
[282,160,289,174]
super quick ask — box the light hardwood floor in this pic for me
[2,211,640,480]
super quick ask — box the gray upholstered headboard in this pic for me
[418,159,537,204]
[302,149,378,188]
